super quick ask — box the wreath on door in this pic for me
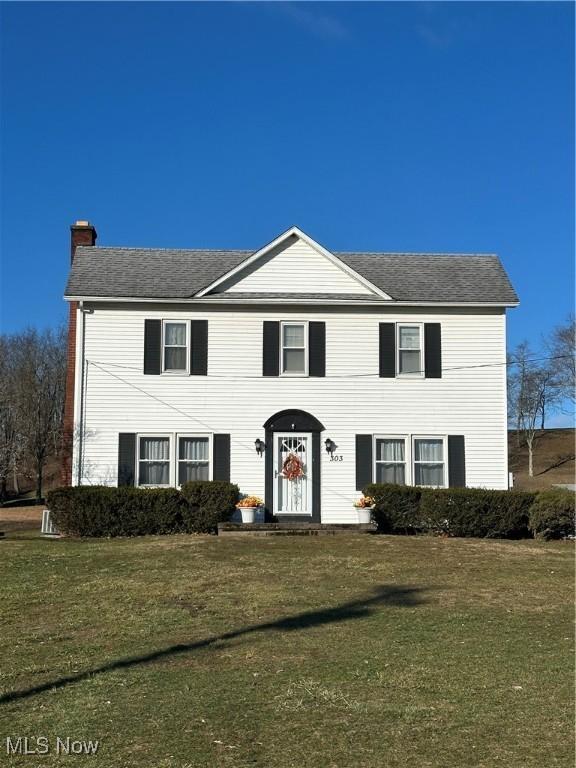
[282,452,304,481]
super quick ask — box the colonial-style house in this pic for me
[62,222,518,524]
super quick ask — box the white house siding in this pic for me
[73,303,509,523]
[219,238,375,295]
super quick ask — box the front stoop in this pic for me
[218,522,377,537]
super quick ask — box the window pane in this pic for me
[164,347,187,370]
[376,439,405,462]
[399,350,420,374]
[140,437,169,460]
[178,462,209,485]
[139,461,169,485]
[414,439,443,462]
[414,463,444,487]
[283,348,305,373]
[165,322,186,346]
[376,463,405,485]
[399,326,420,349]
[283,324,305,347]
[179,437,209,461]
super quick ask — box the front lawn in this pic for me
[0,533,573,767]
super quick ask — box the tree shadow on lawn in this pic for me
[0,584,429,705]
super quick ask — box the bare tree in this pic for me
[508,341,553,477]
[0,336,21,502]
[8,327,66,500]
[547,315,575,408]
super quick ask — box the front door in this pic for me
[273,433,312,515]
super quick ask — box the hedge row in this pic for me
[46,481,240,537]
[364,483,575,540]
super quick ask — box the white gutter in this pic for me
[64,295,519,308]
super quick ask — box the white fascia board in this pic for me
[194,225,392,300]
[64,295,519,308]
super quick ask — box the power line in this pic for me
[86,353,573,379]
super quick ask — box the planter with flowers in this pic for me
[354,495,374,524]
[236,495,263,524]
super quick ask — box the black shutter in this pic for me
[190,320,208,376]
[355,434,373,491]
[118,433,136,486]
[424,323,442,378]
[213,434,231,482]
[262,321,280,377]
[448,435,466,487]
[379,323,396,378]
[309,321,326,377]
[144,319,161,375]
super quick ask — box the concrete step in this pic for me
[218,522,377,537]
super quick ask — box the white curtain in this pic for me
[179,437,208,460]
[139,438,170,485]
[415,464,444,486]
[376,464,405,485]
[179,463,209,484]
[178,437,209,485]
[414,439,444,486]
[414,439,443,462]
[140,437,169,460]
[165,323,186,346]
[399,327,420,349]
[283,324,304,347]
[376,439,405,461]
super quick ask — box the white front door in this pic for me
[273,433,312,515]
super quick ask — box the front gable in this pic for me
[197,227,391,299]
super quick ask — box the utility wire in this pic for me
[86,353,573,379]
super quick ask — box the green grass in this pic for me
[1,532,573,768]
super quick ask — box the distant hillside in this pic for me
[509,428,575,491]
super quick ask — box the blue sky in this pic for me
[1,3,573,373]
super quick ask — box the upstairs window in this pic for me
[138,436,170,486]
[178,436,210,484]
[397,325,422,376]
[163,321,188,372]
[413,437,446,487]
[281,322,308,376]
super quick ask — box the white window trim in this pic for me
[176,433,213,486]
[372,434,449,488]
[412,435,448,488]
[137,433,173,488]
[396,322,424,378]
[280,320,309,377]
[162,319,190,375]
[373,434,409,485]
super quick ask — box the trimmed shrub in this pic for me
[364,483,422,534]
[419,488,535,539]
[47,481,239,537]
[366,483,536,539]
[180,480,239,533]
[46,486,186,537]
[528,488,576,540]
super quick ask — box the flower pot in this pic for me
[357,507,373,524]
[240,507,257,524]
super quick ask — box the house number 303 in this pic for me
[329,455,343,462]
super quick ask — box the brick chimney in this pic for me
[70,220,97,261]
[62,221,97,485]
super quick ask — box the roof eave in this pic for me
[64,294,519,308]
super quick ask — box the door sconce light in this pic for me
[324,438,336,455]
[255,439,265,456]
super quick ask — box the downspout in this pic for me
[76,301,88,485]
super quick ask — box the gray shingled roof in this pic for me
[65,246,518,304]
